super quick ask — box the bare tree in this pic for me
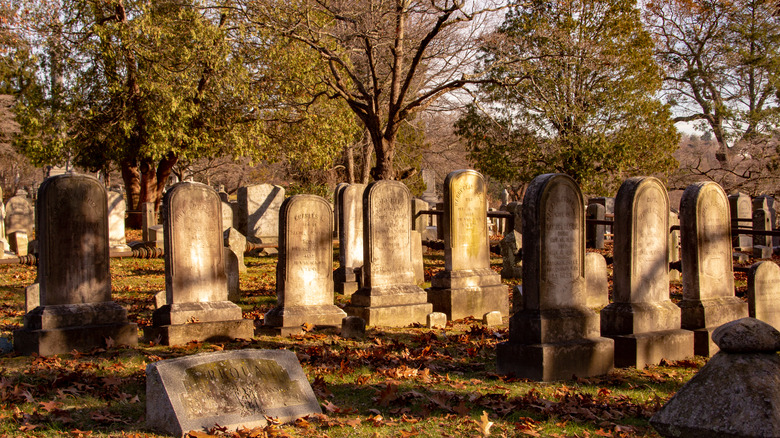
[233,0,506,180]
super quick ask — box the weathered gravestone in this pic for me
[500,204,522,279]
[650,318,780,438]
[752,207,773,258]
[496,174,614,381]
[333,183,348,238]
[5,194,33,255]
[107,190,130,251]
[0,186,9,253]
[748,261,780,330]
[679,181,748,356]
[345,181,433,326]
[334,184,365,296]
[584,252,608,310]
[427,170,508,320]
[224,227,247,274]
[421,169,438,205]
[146,349,321,436]
[600,177,693,368]
[238,183,285,245]
[14,174,138,355]
[585,203,606,249]
[264,195,346,333]
[728,191,752,250]
[144,182,253,345]
[221,201,235,232]
[141,202,156,242]
[753,195,778,247]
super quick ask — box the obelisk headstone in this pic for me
[679,181,748,356]
[496,174,613,381]
[600,177,693,368]
[427,170,508,320]
[14,174,138,355]
[265,195,346,333]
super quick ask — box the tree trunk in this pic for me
[345,142,355,183]
[370,133,395,180]
[121,154,178,228]
[121,160,142,228]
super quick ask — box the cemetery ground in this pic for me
[0,235,761,438]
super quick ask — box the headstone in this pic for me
[264,195,346,332]
[668,210,681,282]
[411,198,429,231]
[427,170,508,320]
[237,184,285,244]
[600,177,694,368]
[7,231,28,256]
[496,174,614,381]
[333,183,348,238]
[584,252,608,310]
[148,225,164,248]
[679,181,747,356]
[107,191,130,250]
[500,204,523,279]
[435,202,445,240]
[650,318,780,438]
[144,182,253,345]
[748,261,780,330]
[25,283,39,313]
[224,228,247,273]
[0,186,9,253]
[483,310,502,327]
[728,192,752,250]
[500,188,510,205]
[345,180,433,326]
[224,247,240,303]
[753,195,779,247]
[340,316,366,339]
[753,208,772,258]
[427,312,447,329]
[221,201,234,232]
[13,174,138,355]
[146,349,321,436]
[141,202,156,242]
[411,230,424,284]
[585,203,606,249]
[334,184,365,296]
[421,169,438,205]
[588,197,614,240]
[4,194,33,237]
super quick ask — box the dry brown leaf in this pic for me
[478,410,493,437]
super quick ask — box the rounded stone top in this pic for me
[712,317,780,353]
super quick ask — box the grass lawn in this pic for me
[0,237,716,438]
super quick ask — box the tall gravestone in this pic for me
[14,174,137,355]
[144,182,253,345]
[728,192,752,250]
[753,208,773,258]
[500,204,522,279]
[345,181,432,326]
[333,183,348,238]
[600,177,693,368]
[679,181,748,356]
[107,190,130,251]
[265,195,346,332]
[238,184,285,244]
[496,174,613,380]
[0,186,8,253]
[427,170,508,320]
[141,202,156,242]
[748,261,780,330]
[334,184,365,296]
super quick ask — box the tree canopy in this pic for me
[456,0,679,195]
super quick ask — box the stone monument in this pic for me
[679,181,748,356]
[238,183,285,244]
[333,183,348,238]
[264,195,346,333]
[107,190,130,251]
[345,181,432,326]
[14,174,138,355]
[727,191,752,250]
[427,170,508,320]
[496,174,614,381]
[144,182,254,345]
[748,261,780,330]
[600,177,693,368]
[334,184,365,296]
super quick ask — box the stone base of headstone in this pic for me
[601,301,682,335]
[148,301,253,345]
[496,307,614,381]
[754,245,773,259]
[14,301,138,355]
[733,252,750,263]
[263,305,346,329]
[334,267,360,297]
[483,311,503,327]
[257,237,278,256]
[427,269,508,320]
[346,285,432,327]
[496,338,614,381]
[8,231,28,256]
[147,225,164,248]
[144,320,254,346]
[427,312,446,329]
[335,281,359,297]
[340,316,366,339]
[680,297,748,356]
[610,330,694,368]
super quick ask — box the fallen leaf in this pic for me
[478,410,493,437]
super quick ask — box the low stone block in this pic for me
[426,283,508,321]
[496,337,614,381]
[264,305,346,330]
[340,316,366,339]
[611,329,694,369]
[483,311,502,327]
[335,281,359,297]
[14,322,138,356]
[346,301,432,327]
[427,312,447,329]
[25,283,39,313]
[143,319,254,346]
[146,349,321,436]
[754,245,773,259]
